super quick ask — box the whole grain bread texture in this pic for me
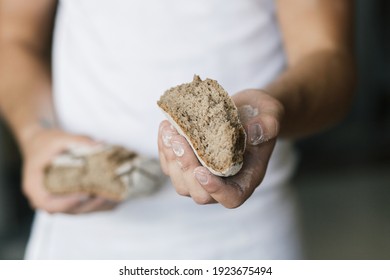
[157,75,246,176]
[44,145,165,201]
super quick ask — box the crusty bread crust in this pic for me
[44,145,164,201]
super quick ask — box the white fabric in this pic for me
[25,0,302,259]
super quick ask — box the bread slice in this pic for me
[44,145,165,201]
[157,75,246,176]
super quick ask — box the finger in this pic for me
[168,135,215,204]
[23,162,88,213]
[164,135,193,196]
[93,201,119,212]
[188,176,217,205]
[157,126,169,174]
[165,133,209,200]
[38,133,100,165]
[158,120,177,148]
[158,151,169,175]
[67,197,116,214]
[194,139,276,208]
[158,122,189,195]
[158,121,189,196]
[238,103,280,145]
[246,114,279,145]
[233,90,283,146]
[169,135,199,171]
[158,121,178,160]
[42,194,92,214]
[159,122,217,204]
[193,166,244,208]
[60,135,99,151]
[158,121,179,175]
[99,199,119,210]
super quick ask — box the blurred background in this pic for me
[1,0,390,259]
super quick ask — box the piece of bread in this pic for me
[44,145,165,201]
[157,75,246,177]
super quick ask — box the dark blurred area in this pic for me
[0,125,31,259]
[294,0,390,259]
[1,0,389,259]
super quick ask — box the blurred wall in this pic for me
[297,0,390,164]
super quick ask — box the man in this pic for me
[0,0,355,259]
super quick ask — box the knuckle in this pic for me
[45,207,57,214]
[165,149,176,161]
[192,194,212,205]
[224,202,240,209]
[175,186,189,197]
[176,159,190,172]
[225,197,245,209]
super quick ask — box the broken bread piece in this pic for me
[157,75,246,177]
[44,145,165,201]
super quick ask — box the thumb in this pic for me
[239,105,280,146]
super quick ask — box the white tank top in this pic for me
[26,0,301,259]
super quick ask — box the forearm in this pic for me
[0,44,56,153]
[266,49,356,139]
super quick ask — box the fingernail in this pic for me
[171,141,184,157]
[248,123,264,145]
[162,129,173,147]
[194,170,209,185]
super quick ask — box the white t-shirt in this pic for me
[25,0,301,259]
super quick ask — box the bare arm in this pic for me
[270,0,356,138]
[0,0,116,213]
[0,0,57,153]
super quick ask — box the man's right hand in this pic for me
[22,129,118,214]
[0,1,117,214]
